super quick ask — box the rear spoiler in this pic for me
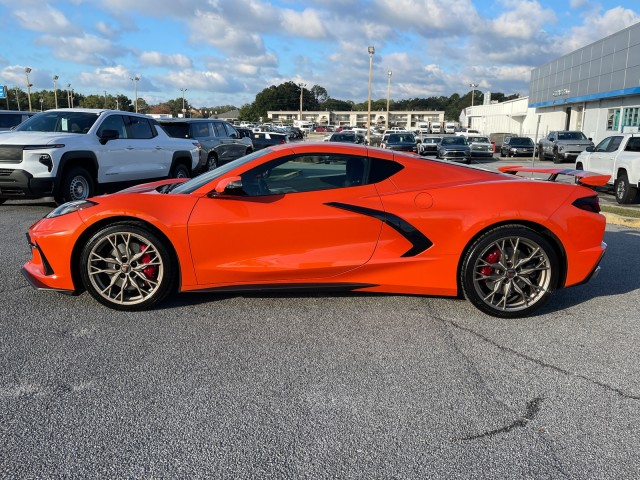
[498,166,610,187]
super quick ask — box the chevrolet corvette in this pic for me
[23,143,609,318]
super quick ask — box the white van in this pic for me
[431,122,441,134]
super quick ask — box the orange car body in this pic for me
[23,143,607,314]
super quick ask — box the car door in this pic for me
[587,136,622,175]
[96,114,169,183]
[223,123,247,158]
[187,153,384,285]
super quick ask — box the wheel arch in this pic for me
[455,220,568,296]
[69,216,182,294]
[55,151,99,193]
[170,151,195,176]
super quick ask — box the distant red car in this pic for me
[23,143,608,318]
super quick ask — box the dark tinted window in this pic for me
[510,137,533,146]
[212,122,227,137]
[97,115,128,139]
[0,113,24,129]
[624,137,640,152]
[160,122,191,138]
[125,116,155,139]
[369,158,404,183]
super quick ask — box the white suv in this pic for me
[0,109,199,205]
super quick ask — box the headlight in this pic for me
[46,200,97,218]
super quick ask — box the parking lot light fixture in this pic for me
[25,67,33,112]
[131,76,140,113]
[469,83,479,107]
[180,87,187,117]
[53,75,59,109]
[299,83,306,121]
[367,46,375,145]
[386,70,392,129]
[66,84,72,108]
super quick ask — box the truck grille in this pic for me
[0,146,24,163]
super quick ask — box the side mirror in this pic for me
[212,176,244,195]
[585,146,595,152]
[99,129,119,145]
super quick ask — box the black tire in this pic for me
[79,222,177,311]
[614,173,638,204]
[575,162,584,171]
[552,149,561,164]
[460,225,559,318]
[55,166,95,205]
[204,154,218,172]
[171,163,190,179]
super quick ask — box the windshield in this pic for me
[468,136,489,143]
[15,111,100,133]
[511,138,534,146]
[170,148,273,194]
[441,137,466,145]
[557,131,587,140]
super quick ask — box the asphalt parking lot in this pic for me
[1,161,640,479]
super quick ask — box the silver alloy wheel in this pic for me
[69,175,90,200]
[86,231,164,306]
[471,236,552,313]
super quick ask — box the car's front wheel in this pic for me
[55,166,95,205]
[461,225,559,318]
[79,222,177,310]
[171,163,190,178]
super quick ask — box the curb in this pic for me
[602,212,640,228]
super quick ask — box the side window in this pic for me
[212,122,227,137]
[625,137,640,152]
[240,154,370,196]
[192,123,211,138]
[607,136,623,152]
[594,137,611,152]
[97,115,127,139]
[224,123,238,138]
[125,116,155,139]
[369,158,404,183]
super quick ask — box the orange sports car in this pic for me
[23,143,608,318]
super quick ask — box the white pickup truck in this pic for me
[0,109,200,205]
[575,133,640,204]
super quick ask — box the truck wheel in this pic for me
[614,174,638,204]
[552,150,561,164]
[55,166,95,205]
[171,163,190,179]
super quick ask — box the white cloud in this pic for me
[140,51,193,69]
[564,7,640,53]
[12,5,76,35]
[281,8,327,38]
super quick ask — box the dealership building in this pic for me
[464,21,640,143]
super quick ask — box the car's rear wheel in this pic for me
[55,166,95,205]
[205,154,218,171]
[171,163,190,178]
[79,223,177,310]
[614,173,638,204]
[461,225,559,318]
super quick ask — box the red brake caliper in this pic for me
[140,245,158,280]
[480,247,500,277]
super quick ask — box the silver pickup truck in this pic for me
[538,130,594,164]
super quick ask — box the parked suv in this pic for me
[158,118,251,171]
[0,110,36,131]
[0,109,199,205]
[500,136,535,157]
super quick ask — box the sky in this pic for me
[1,0,639,110]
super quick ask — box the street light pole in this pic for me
[131,76,140,113]
[180,87,187,117]
[67,84,71,108]
[367,46,375,145]
[469,83,479,107]
[25,67,33,112]
[386,70,392,130]
[53,75,59,109]
[299,83,306,121]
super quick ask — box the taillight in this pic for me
[572,195,600,213]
